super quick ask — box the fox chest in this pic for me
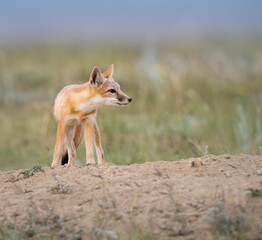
[64,110,97,125]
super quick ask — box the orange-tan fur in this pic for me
[51,64,132,167]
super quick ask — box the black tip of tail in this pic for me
[61,152,68,165]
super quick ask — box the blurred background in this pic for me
[0,0,262,170]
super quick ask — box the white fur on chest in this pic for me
[85,112,97,124]
[64,114,79,125]
[64,113,97,125]
[75,95,106,113]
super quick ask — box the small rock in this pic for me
[224,155,231,159]
[179,227,193,236]
[24,189,33,193]
[189,202,198,208]
[159,190,168,195]
[167,222,183,236]
[74,234,82,240]
[196,174,204,177]
[154,168,163,176]
[23,227,36,238]
[114,213,123,220]
[56,231,66,239]
[228,163,237,169]
[225,172,232,178]
[103,230,118,239]
[257,170,262,176]
[191,160,203,167]
[162,213,172,218]
[76,207,83,212]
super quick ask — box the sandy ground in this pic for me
[0,154,262,239]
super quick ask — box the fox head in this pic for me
[89,64,132,106]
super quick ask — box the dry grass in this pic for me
[0,41,262,169]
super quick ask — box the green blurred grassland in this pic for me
[0,43,262,170]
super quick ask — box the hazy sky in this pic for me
[0,0,262,44]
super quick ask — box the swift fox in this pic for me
[51,64,132,167]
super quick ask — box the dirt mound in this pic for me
[0,154,262,239]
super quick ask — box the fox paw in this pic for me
[65,163,74,168]
[86,163,97,166]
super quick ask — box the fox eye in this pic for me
[108,89,116,93]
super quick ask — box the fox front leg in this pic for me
[85,121,96,165]
[64,124,76,167]
[94,122,104,164]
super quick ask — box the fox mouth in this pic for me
[116,102,129,106]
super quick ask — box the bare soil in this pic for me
[0,154,262,239]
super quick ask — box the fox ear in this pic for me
[103,64,114,78]
[90,66,103,87]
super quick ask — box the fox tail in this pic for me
[61,123,84,165]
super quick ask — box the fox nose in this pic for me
[128,98,132,103]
